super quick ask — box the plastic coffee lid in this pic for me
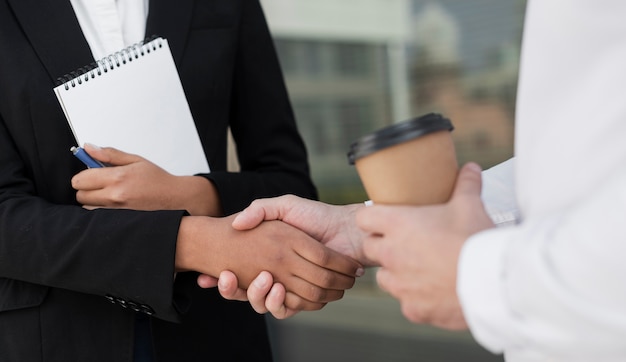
[347,113,454,165]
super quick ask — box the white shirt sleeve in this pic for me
[458,168,626,361]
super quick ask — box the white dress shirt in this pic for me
[461,1,626,361]
[69,0,149,60]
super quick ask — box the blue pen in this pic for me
[70,146,105,168]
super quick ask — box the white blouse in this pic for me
[69,0,149,60]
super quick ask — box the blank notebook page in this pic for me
[54,37,210,176]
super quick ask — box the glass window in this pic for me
[334,42,371,77]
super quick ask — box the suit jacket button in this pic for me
[127,301,141,312]
[140,304,155,316]
[115,297,128,308]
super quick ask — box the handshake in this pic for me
[175,162,489,329]
[176,195,373,319]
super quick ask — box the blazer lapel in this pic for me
[145,0,195,65]
[8,0,95,83]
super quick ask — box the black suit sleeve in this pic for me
[0,112,185,322]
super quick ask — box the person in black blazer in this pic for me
[0,0,361,361]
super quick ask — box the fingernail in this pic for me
[254,275,268,289]
[356,267,365,277]
[84,143,101,150]
[466,162,482,173]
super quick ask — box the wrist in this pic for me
[174,216,201,272]
[175,216,218,273]
[174,215,233,275]
[177,176,222,216]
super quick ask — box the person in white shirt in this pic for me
[205,1,626,360]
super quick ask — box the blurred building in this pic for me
[408,1,518,167]
[261,0,413,203]
[261,0,522,204]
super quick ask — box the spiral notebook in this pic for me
[54,37,210,175]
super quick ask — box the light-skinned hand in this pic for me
[358,162,495,330]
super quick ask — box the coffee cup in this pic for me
[347,113,458,205]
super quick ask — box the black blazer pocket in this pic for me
[0,278,48,313]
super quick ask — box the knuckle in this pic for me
[316,270,335,287]
[284,293,306,310]
[110,167,127,184]
[325,289,344,302]
[109,189,129,205]
[306,285,326,302]
[312,247,332,266]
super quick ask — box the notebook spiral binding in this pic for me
[56,36,163,91]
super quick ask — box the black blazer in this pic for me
[0,0,316,361]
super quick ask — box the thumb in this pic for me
[232,195,296,231]
[451,162,483,201]
[232,199,274,231]
[83,143,141,166]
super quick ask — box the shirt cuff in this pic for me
[457,228,514,355]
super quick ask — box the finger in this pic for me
[295,242,363,280]
[84,143,141,166]
[81,205,100,210]
[284,291,326,312]
[375,267,394,296]
[75,188,117,207]
[290,259,357,292]
[71,169,108,191]
[451,162,483,200]
[266,284,299,319]
[247,271,275,314]
[231,206,267,231]
[264,283,292,316]
[197,274,218,289]
[216,271,249,301]
[362,234,385,266]
[231,195,295,231]
[355,204,403,236]
[279,274,346,304]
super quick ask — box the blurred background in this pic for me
[252,0,526,361]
